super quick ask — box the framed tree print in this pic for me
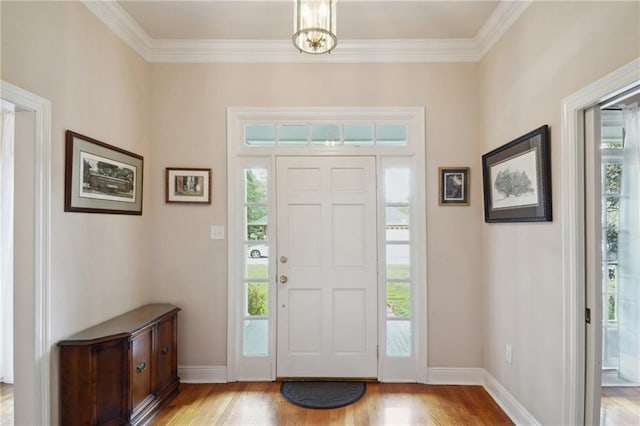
[482,125,552,222]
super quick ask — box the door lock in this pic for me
[279,275,288,284]
[280,255,288,263]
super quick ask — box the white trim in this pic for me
[475,0,532,59]
[149,38,480,64]
[83,0,528,63]
[226,107,427,383]
[178,365,228,383]
[0,81,51,426]
[426,367,484,385]
[560,58,640,426]
[81,0,152,61]
[483,371,540,426]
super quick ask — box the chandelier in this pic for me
[292,0,337,54]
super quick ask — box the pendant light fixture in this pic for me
[292,0,337,54]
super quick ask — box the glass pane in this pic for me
[601,110,624,148]
[604,162,622,195]
[245,246,268,278]
[387,320,411,357]
[344,124,374,146]
[385,168,410,203]
[246,207,267,240]
[376,124,408,146]
[386,244,410,280]
[243,319,268,356]
[311,124,341,146]
[385,206,409,241]
[278,125,308,146]
[246,282,269,316]
[606,195,620,211]
[244,124,275,146]
[244,169,268,203]
[387,282,410,318]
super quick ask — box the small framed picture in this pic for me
[165,168,212,204]
[439,167,470,206]
[481,125,551,222]
[64,130,143,215]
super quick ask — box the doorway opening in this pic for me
[226,107,427,383]
[597,90,640,425]
[0,81,51,426]
[0,98,15,425]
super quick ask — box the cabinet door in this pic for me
[157,314,177,390]
[131,327,154,415]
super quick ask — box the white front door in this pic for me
[276,156,378,378]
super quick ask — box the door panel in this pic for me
[277,156,377,378]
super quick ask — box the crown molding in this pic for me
[83,0,531,64]
[148,38,479,63]
[82,0,152,61]
[475,0,533,58]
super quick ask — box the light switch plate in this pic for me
[210,225,225,240]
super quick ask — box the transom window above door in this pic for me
[244,123,408,147]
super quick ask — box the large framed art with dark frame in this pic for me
[65,130,143,215]
[481,125,552,223]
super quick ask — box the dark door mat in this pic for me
[280,381,366,409]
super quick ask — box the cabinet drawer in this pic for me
[131,327,154,414]
[157,315,177,389]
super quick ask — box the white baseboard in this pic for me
[427,367,485,385]
[178,365,227,383]
[483,371,540,426]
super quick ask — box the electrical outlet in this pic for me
[506,344,513,364]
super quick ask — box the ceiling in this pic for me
[84,0,531,63]
[117,1,500,40]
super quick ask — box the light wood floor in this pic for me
[0,382,13,426]
[601,387,640,426]
[151,382,514,425]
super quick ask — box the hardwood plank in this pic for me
[151,382,514,425]
[601,387,640,426]
[0,382,14,426]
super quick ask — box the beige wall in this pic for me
[478,1,640,423]
[149,63,485,368]
[4,0,639,423]
[1,1,151,423]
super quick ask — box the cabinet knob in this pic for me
[136,361,147,373]
[161,346,169,354]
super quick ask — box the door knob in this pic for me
[279,275,288,284]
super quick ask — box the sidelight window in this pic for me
[243,168,270,356]
[384,167,412,357]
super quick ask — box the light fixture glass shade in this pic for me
[292,0,337,54]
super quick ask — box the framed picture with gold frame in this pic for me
[439,167,470,206]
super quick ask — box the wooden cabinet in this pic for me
[58,304,180,426]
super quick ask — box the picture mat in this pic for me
[79,151,137,203]
[490,147,539,210]
[68,136,143,213]
[443,172,465,201]
[167,169,211,203]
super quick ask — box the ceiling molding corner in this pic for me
[475,0,533,59]
[82,0,152,61]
